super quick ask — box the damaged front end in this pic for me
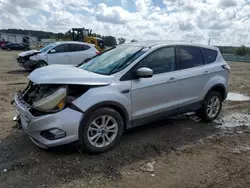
[12,81,90,147]
[17,51,40,69]
[15,81,90,117]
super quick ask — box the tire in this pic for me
[35,61,47,69]
[80,107,124,153]
[196,91,222,122]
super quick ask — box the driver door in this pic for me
[131,47,181,126]
[47,44,70,65]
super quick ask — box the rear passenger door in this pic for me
[68,44,93,65]
[176,46,208,110]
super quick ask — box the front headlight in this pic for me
[29,55,37,61]
[32,87,67,112]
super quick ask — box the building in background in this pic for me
[41,38,57,46]
[0,32,38,46]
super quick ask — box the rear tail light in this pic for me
[96,51,100,55]
[222,64,230,72]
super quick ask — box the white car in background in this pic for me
[17,41,99,70]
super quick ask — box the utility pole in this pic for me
[208,38,211,45]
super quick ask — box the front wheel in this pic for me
[196,91,222,122]
[80,108,124,153]
[35,61,47,69]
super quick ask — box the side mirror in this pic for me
[136,67,153,78]
[50,49,56,53]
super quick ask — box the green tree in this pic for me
[103,36,117,46]
[118,37,126,44]
[235,45,247,56]
[131,39,138,42]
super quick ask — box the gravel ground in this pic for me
[0,50,250,188]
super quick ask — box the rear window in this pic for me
[178,46,203,69]
[201,48,218,64]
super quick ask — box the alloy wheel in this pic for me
[87,115,118,148]
[206,96,221,118]
[39,63,47,67]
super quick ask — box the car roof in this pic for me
[121,40,218,51]
[6,43,19,45]
[54,41,93,46]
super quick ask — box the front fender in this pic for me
[72,86,131,119]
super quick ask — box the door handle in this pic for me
[203,71,209,75]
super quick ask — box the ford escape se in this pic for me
[13,41,230,153]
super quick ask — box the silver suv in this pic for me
[13,41,230,153]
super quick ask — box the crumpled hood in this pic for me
[18,50,40,57]
[28,65,114,85]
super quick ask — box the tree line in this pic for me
[4,29,249,54]
[217,45,250,56]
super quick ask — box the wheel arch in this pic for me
[204,84,227,101]
[78,101,130,139]
[37,60,48,65]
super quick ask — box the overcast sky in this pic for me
[0,0,250,46]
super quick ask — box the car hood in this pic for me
[18,50,40,57]
[28,65,114,85]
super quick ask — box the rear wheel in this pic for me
[196,91,222,122]
[80,108,124,153]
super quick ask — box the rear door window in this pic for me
[69,44,90,52]
[201,48,218,64]
[178,46,203,69]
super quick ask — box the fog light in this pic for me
[41,128,66,140]
[13,114,20,121]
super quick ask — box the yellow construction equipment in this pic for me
[71,28,105,52]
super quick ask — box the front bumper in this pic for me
[17,57,37,69]
[14,94,83,148]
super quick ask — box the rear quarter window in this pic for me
[201,48,218,64]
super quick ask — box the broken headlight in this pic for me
[32,87,67,112]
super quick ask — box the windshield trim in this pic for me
[39,43,56,53]
[109,48,144,74]
[76,47,116,67]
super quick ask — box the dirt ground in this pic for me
[0,50,250,188]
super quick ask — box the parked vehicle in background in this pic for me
[0,40,9,47]
[71,28,106,52]
[1,43,30,51]
[13,41,229,153]
[17,41,99,70]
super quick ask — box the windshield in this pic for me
[39,43,56,53]
[79,46,144,75]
